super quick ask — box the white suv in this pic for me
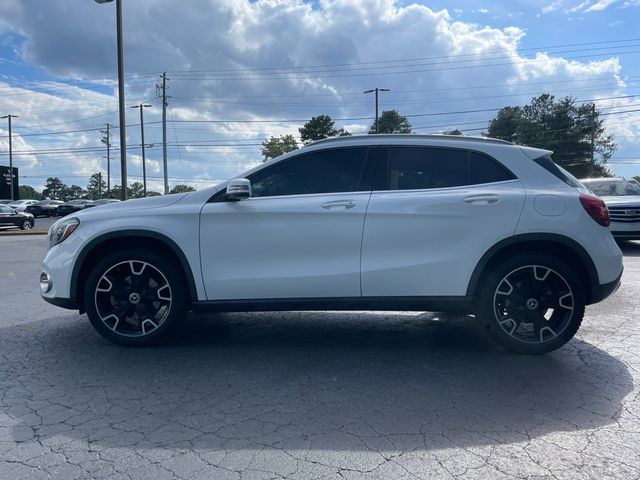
[41,135,623,354]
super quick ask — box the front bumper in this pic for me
[42,296,78,309]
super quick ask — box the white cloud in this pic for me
[542,1,564,13]
[585,0,618,11]
[566,1,591,13]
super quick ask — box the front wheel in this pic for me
[83,249,188,346]
[476,253,585,354]
[21,219,34,230]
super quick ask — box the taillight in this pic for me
[579,193,610,227]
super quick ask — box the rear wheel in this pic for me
[476,253,585,354]
[83,249,188,346]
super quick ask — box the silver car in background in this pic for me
[581,177,640,240]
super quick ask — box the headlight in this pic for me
[48,217,79,249]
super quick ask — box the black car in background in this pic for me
[56,199,94,217]
[25,200,64,218]
[0,204,35,230]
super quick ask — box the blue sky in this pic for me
[0,0,639,192]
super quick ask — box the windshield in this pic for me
[585,179,640,196]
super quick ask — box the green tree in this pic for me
[18,185,40,200]
[443,129,463,135]
[42,177,66,200]
[634,176,640,183]
[299,115,349,144]
[60,184,86,201]
[261,135,299,161]
[85,173,106,200]
[369,110,412,134]
[488,94,616,178]
[169,184,196,194]
[129,182,145,199]
[146,191,162,197]
[109,184,128,200]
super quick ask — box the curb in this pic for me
[0,229,48,236]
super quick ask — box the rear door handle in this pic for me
[321,200,357,209]
[463,194,499,205]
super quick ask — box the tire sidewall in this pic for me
[83,248,187,346]
[477,253,586,355]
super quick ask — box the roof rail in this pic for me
[307,134,513,147]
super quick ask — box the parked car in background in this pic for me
[26,200,64,218]
[0,199,13,205]
[8,199,39,212]
[581,177,640,240]
[56,199,94,217]
[41,134,623,354]
[84,198,121,209]
[0,204,35,230]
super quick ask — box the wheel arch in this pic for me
[72,230,198,313]
[466,234,599,304]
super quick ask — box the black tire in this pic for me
[20,219,34,230]
[83,248,188,346]
[476,253,585,355]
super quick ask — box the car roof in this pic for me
[308,133,513,148]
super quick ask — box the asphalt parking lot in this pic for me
[1,236,640,480]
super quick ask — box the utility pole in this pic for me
[101,123,112,193]
[1,114,18,200]
[95,0,127,200]
[156,72,170,194]
[590,103,596,177]
[363,88,390,134]
[130,104,151,197]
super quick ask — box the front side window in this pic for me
[375,147,515,191]
[249,147,369,198]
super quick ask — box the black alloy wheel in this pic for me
[477,253,585,354]
[84,249,187,346]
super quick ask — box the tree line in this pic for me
[19,174,196,201]
[261,94,619,178]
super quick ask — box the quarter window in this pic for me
[249,147,370,198]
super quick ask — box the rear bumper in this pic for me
[590,269,623,304]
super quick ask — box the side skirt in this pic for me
[191,296,474,314]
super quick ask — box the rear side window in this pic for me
[249,147,369,198]
[470,152,516,184]
[375,147,516,191]
[533,155,581,187]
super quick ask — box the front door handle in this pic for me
[463,194,499,205]
[321,200,357,209]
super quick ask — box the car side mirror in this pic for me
[226,178,252,201]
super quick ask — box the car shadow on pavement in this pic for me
[3,311,633,454]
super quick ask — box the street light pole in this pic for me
[95,0,127,200]
[1,114,18,200]
[131,104,151,196]
[363,88,390,134]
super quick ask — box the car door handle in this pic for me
[321,200,357,209]
[463,194,499,205]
